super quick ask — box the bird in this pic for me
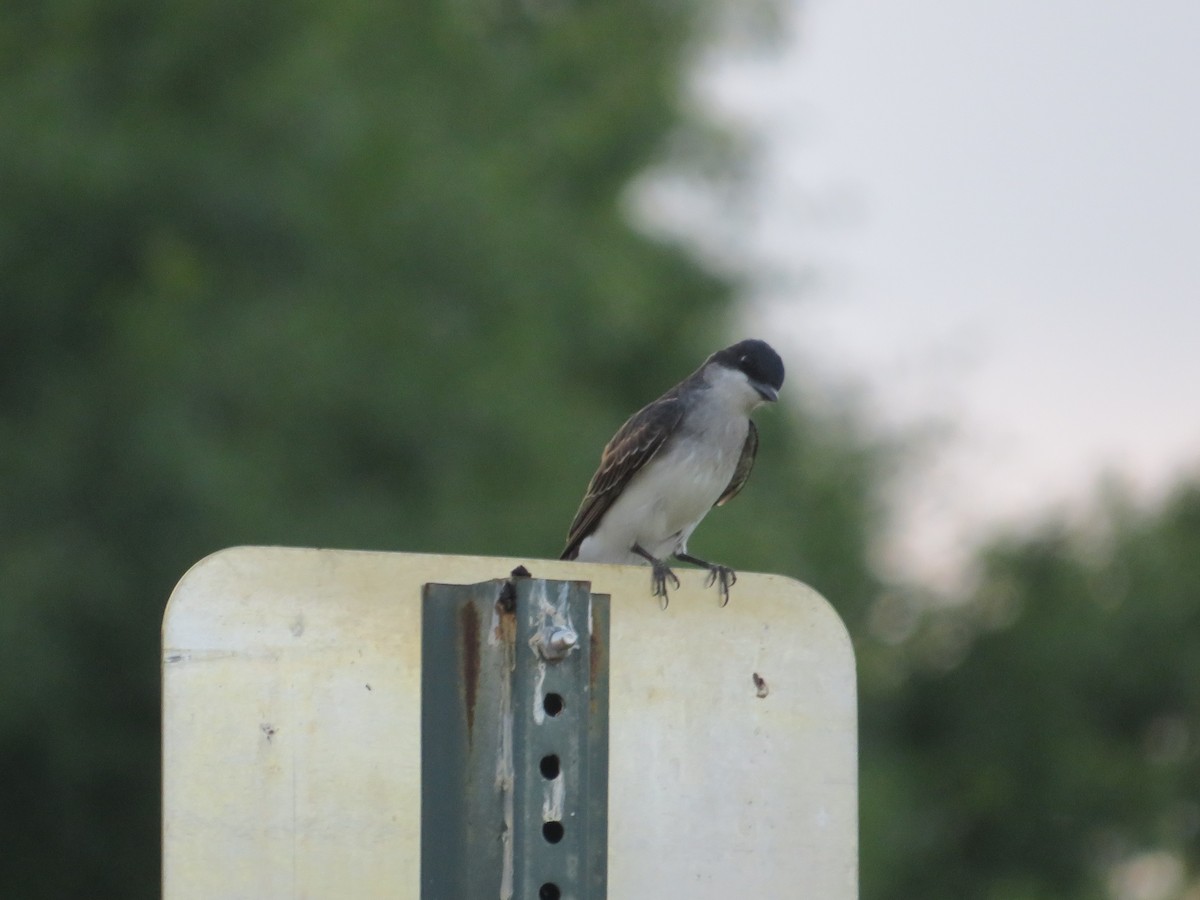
[560,339,784,606]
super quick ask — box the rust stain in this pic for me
[589,628,604,689]
[494,595,517,645]
[497,580,517,613]
[752,672,769,699]
[459,601,481,743]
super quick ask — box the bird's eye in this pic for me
[738,355,748,365]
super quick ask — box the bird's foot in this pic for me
[703,565,738,607]
[674,551,737,606]
[650,560,681,610]
[632,543,680,609]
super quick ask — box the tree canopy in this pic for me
[862,482,1200,899]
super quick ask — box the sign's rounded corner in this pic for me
[763,571,857,668]
[162,545,256,635]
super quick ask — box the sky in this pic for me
[636,0,1200,588]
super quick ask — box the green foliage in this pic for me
[861,483,1200,899]
[0,1,882,896]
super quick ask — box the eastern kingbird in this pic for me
[560,339,785,606]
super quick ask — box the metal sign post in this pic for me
[421,573,609,899]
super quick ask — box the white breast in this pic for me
[574,413,749,565]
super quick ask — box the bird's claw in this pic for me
[704,565,737,606]
[650,561,681,609]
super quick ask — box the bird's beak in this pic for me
[754,382,779,403]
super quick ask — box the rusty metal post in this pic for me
[421,572,610,900]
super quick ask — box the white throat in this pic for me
[703,364,767,415]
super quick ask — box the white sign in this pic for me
[163,547,857,898]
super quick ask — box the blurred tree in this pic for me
[0,0,884,896]
[861,481,1200,900]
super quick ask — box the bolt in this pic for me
[538,626,578,660]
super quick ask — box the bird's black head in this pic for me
[711,339,785,402]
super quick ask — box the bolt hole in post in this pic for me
[539,754,560,780]
[542,821,565,844]
[539,884,561,900]
[543,692,564,717]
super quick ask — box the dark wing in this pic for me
[560,395,686,560]
[715,420,758,507]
